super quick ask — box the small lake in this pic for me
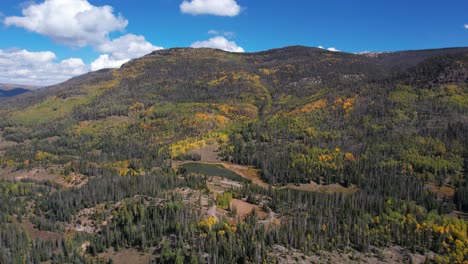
[180,163,248,182]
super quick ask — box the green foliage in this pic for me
[216,192,233,209]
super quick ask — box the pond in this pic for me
[180,163,248,183]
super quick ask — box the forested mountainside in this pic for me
[0,46,467,263]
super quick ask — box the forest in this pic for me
[0,46,467,263]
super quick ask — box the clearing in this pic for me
[281,181,358,194]
[98,247,154,264]
[13,217,62,241]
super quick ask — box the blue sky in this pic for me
[0,0,467,85]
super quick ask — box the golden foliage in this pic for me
[104,161,142,176]
[258,68,278,75]
[334,96,357,116]
[343,98,355,111]
[169,133,229,159]
[322,224,327,231]
[195,112,229,127]
[344,152,357,161]
[290,99,327,115]
[198,216,217,230]
[375,208,468,263]
[318,154,333,162]
[305,127,317,138]
[35,151,55,161]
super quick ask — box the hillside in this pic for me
[0,46,467,263]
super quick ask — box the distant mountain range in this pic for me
[0,83,41,98]
[0,83,41,90]
[0,87,31,97]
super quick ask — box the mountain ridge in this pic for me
[0,45,467,263]
[4,45,467,110]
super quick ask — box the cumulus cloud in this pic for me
[180,0,241,16]
[4,0,128,47]
[3,0,164,75]
[191,36,244,52]
[90,54,129,71]
[97,34,163,60]
[318,45,340,52]
[0,49,88,85]
[464,24,468,29]
[89,34,163,71]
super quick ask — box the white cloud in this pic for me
[3,1,164,76]
[0,49,88,85]
[464,24,468,29]
[89,34,163,71]
[180,0,241,16]
[208,30,234,37]
[4,0,128,47]
[90,54,129,71]
[327,47,340,52]
[191,36,244,52]
[318,45,340,52]
[97,34,163,60]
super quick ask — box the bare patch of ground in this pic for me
[268,244,432,264]
[190,144,220,162]
[45,136,60,144]
[282,181,358,194]
[55,173,89,188]
[230,198,267,220]
[98,247,154,264]
[173,160,269,189]
[66,206,105,234]
[425,182,455,200]
[13,217,62,241]
[445,210,468,219]
[0,167,89,188]
[0,167,59,182]
[220,162,268,188]
[87,149,102,156]
[207,176,242,194]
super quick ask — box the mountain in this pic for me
[0,46,467,263]
[0,83,41,90]
[0,87,31,97]
[0,83,41,98]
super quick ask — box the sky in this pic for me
[0,0,467,86]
